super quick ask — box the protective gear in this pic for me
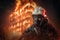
[32,6,46,25]
[32,7,46,17]
[19,6,57,40]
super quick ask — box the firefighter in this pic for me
[19,6,58,40]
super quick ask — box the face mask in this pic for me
[32,15,42,25]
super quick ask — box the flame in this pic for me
[9,0,37,37]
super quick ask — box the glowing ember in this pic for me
[9,0,37,37]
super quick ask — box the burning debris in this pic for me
[8,0,36,39]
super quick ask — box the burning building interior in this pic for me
[0,0,59,40]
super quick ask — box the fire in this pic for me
[9,0,37,37]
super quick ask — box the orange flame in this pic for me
[9,0,37,36]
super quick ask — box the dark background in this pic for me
[0,0,60,40]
